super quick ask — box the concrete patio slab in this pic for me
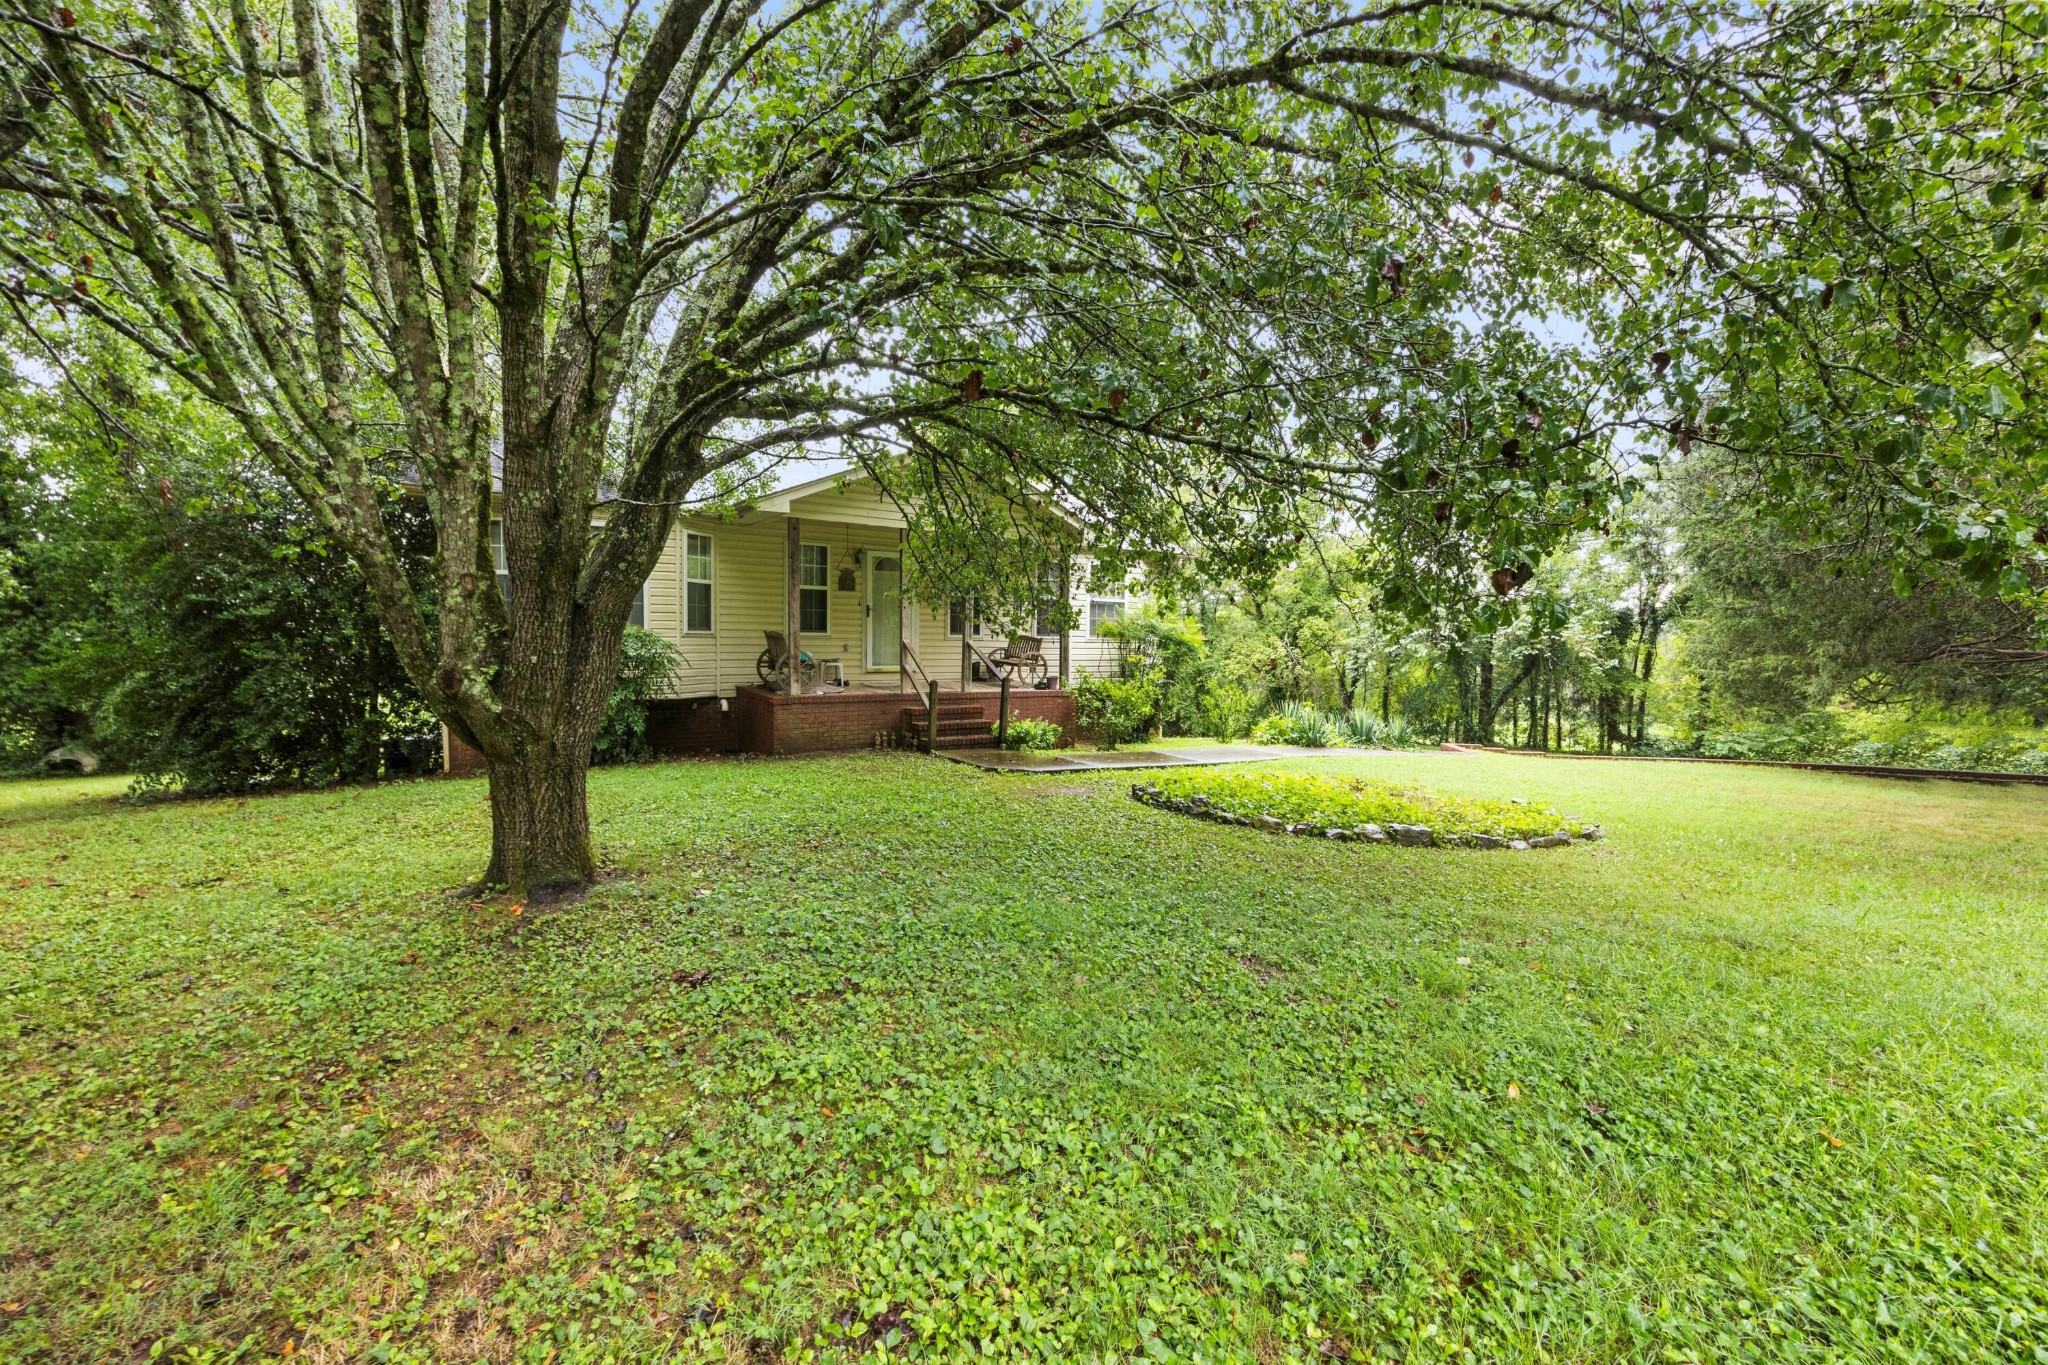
[940,744,1338,772]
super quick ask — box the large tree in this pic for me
[1,0,2041,894]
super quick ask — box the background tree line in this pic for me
[1082,447,2048,770]
[11,332,2044,785]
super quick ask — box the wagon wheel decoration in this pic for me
[756,647,820,687]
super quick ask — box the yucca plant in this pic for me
[1279,701,1342,746]
[1339,712,1386,748]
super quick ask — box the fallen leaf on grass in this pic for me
[1506,1082,1522,1100]
[1821,1130,1845,1149]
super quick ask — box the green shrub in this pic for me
[1694,717,2048,774]
[996,715,1064,751]
[1198,685,1262,742]
[1148,767,1576,840]
[1072,674,1159,749]
[1099,608,1212,735]
[593,627,684,765]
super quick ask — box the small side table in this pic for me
[819,659,846,687]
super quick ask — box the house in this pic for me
[444,464,1146,768]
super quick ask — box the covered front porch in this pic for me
[755,490,1079,700]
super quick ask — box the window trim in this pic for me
[946,599,987,638]
[798,542,830,635]
[489,520,510,606]
[683,529,715,634]
[1034,567,1064,637]
[1086,596,1127,636]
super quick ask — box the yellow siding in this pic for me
[508,476,1139,700]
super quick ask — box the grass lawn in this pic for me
[1,752,2045,1363]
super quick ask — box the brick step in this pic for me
[898,702,997,752]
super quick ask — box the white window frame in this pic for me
[1087,597,1127,635]
[683,530,715,634]
[489,520,510,605]
[798,542,830,635]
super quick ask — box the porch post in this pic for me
[786,516,803,696]
[960,594,974,690]
[897,527,908,692]
[1057,558,1071,686]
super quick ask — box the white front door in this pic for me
[866,554,902,671]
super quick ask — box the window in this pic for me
[798,543,829,634]
[489,520,510,604]
[1034,567,1063,636]
[628,582,647,629]
[684,532,713,632]
[947,600,985,637]
[1087,598,1126,634]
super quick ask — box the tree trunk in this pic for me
[482,737,597,899]
[1634,608,1661,747]
[1478,652,1495,744]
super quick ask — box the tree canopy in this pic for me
[2,0,2042,889]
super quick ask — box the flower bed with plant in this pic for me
[1135,767,1596,848]
[994,715,1064,752]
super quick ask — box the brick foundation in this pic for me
[441,686,1066,769]
[646,697,738,754]
[734,684,1075,755]
[444,730,486,777]
[441,696,735,778]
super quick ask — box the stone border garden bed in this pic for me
[1130,781,1601,850]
